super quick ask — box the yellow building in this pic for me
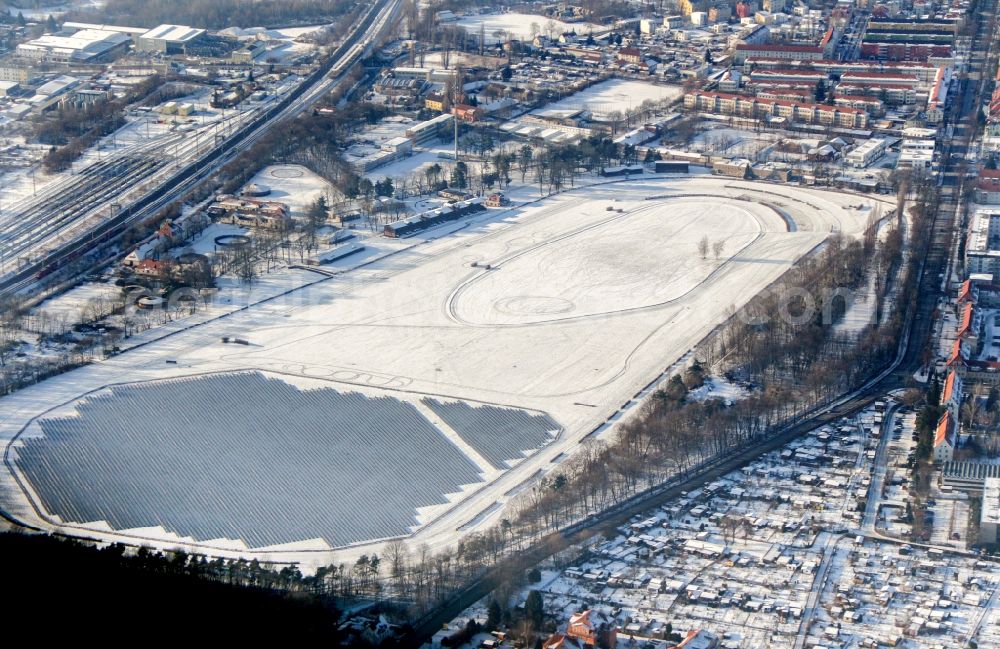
[424,93,445,112]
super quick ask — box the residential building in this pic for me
[684,90,868,128]
[735,43,825,63]
[0,64,35,84]
[566,610,617,647]
[933,412,957,463]
[617,47,643,65]
[966,210,1000,277]
[845,138,887,168]
[834,95,884,116]
[942,369,963,421]
[452,104,484,122]
[670,629,721,649]
[424,93,445,112]
[976,169,1000,204]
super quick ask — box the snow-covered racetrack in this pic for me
[0,176,891,567]
[449,198,763,325]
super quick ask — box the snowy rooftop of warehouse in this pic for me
[140,24,206,43]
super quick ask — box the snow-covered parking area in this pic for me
[0,176,891,566]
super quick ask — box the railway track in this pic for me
[0,0,399,297]
[0,101,269,283]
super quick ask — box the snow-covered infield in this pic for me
[0,176,892,566]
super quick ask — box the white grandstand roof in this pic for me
[140,24,206,43]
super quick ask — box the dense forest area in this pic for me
[0,531,346,642]
[65,0,354,29]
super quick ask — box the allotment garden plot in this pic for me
[0,176,890,557]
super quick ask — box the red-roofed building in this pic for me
[135,258,168,279]
[957,301,976,340]
[750,68,826,84]
[957,279,974,304]
[839,72,922,87]
[756,88,815,102]
[947,339,968,367]
[735,43,825,64]
[617,47,642,64]
[742,58,939,81]
[934,412,957,462]
[210,195,289,229]
[543,634,585,649]
[942,369,964,420]
[452,104,484,122]
[834,95,885,116]
[835,82,916,106]
[566,610,616,647]
[684,90,868,128]
[745,80,819,94]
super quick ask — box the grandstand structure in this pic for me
[11,372,561,549]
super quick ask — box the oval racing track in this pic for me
[0,175,894,568]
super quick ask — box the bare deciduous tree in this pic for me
[713,239,726,260]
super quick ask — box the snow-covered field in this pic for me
[535,79,684,120]
[246,164,334,217]
[0,176,891,568]
[454,12,605,43]
[362,150,443,183]
[32,281,119,324]
[690,126,783,158]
